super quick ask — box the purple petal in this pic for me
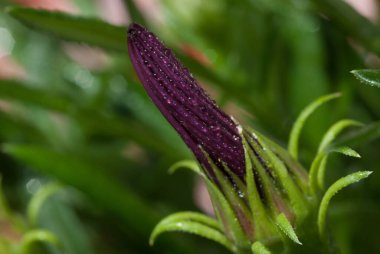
[127,23,245,178]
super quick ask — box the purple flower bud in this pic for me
[127,23,245,178]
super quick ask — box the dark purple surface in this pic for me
[127,23,245,178]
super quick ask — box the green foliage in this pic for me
[1,0,380,253]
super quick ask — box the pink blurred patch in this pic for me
[134,0,163,24]
[13,0,77,13]
[97,0,129,25]
[194,177,214,215]
[345,0,378,22]
[0,56,26,80]
[63,43,109,71]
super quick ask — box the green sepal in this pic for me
[246,131,310,222]
[256,132,309,193]
[242,136,276,240]
[206,179,249,249]
[203,150,253,244]
[244,132,292,221]
[275,213,302,245]
[223,163,247,196]
[317,171,372,237]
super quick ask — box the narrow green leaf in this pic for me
[318,171,372,237]
[168,160,205,178]
[150,220,235,252]
[351,70,380,88]
[318,119,363,152]
[20,230,61,254]
[309,152,325,196]
[275,213,302,245]
[6,7,126,52]
[329,146,361,158]
[288,93,341,160]
[27,183,63,226]
[151,211,220,231]
[316,156,328,192]
[251,241,271,254]
[310,146,361,194]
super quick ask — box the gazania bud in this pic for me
[127,23,245,178]
[128,24,368,254]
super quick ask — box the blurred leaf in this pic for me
[314,0,380,55]
[27,183,63,226]
[0,80,182,160]
[6,7,127,52]
[0,80,72,112]
[334,122,380,147]
[20,230,60,254]
[3,144,194,253]
[38,194,95,254]
[251,241,271,254]
[123,0,147,26]
[3,144,157,233]
[351,70,380,88]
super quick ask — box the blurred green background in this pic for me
[0,0,380,253]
